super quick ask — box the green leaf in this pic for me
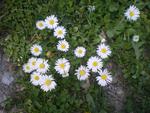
[86,93,97,113]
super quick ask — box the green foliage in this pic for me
[5,76,109,113]
[0,0,150,113]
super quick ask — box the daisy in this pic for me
[45,15,58,29]
[132,35,139,42]
[30,44,42,56]
[54,58,70,76]
[87,56,103,72]
[28,57,37,70]
[36,20,46,30]
[40,75,57,92]
[96,69,112,86]
[74,46,86,58]
[23,63,33,73]
[30,72,42,86]
[36,58,49,73]
[54,26,66,39]
[75,65,90,81]
[96,43,111,59]
[57,40,69,52]
[124,5,140,21]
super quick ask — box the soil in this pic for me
[0,50,23,113]
[104,61,127,113]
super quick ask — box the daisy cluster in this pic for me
[36,15,66,39]
[22,15,113,92]
[22,5,141,92]
[23,15,69,92]
[23,44,56,92]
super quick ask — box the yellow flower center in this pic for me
[129,11,135,17]
[44,79,52,86]
[101,74,107,80]
[78,49,83,54]
[79,70,86,76]
[49,20,54,25]
[38,22,43,27]
[39,63,45,69]
[58,30,63,35]
[26,66,30,70]
[59,63,65,69]
[32,61,36,66]
[101,48,107,53]
[61,44,66,49]
[34,75,39,81]
[34,47,39,53]
[92,61,98,67]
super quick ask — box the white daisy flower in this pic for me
[55,58,70,76]
[124,5,140,21]
[74,46,86,58]
[87,56,103,72]
[54,26,66,39]
[23,63,33,73]
[96,43,111,59]
[36,20,46,30]
[36,58,49,73]
[57,40,69,52]
[40,75,57,92]
[75,65,90,81]
[132,35,139,42]
[28,57,37,70]
[30,44,42,56]
[45,15,58,29]
[30,72,42,86]
[96,69,112,86]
